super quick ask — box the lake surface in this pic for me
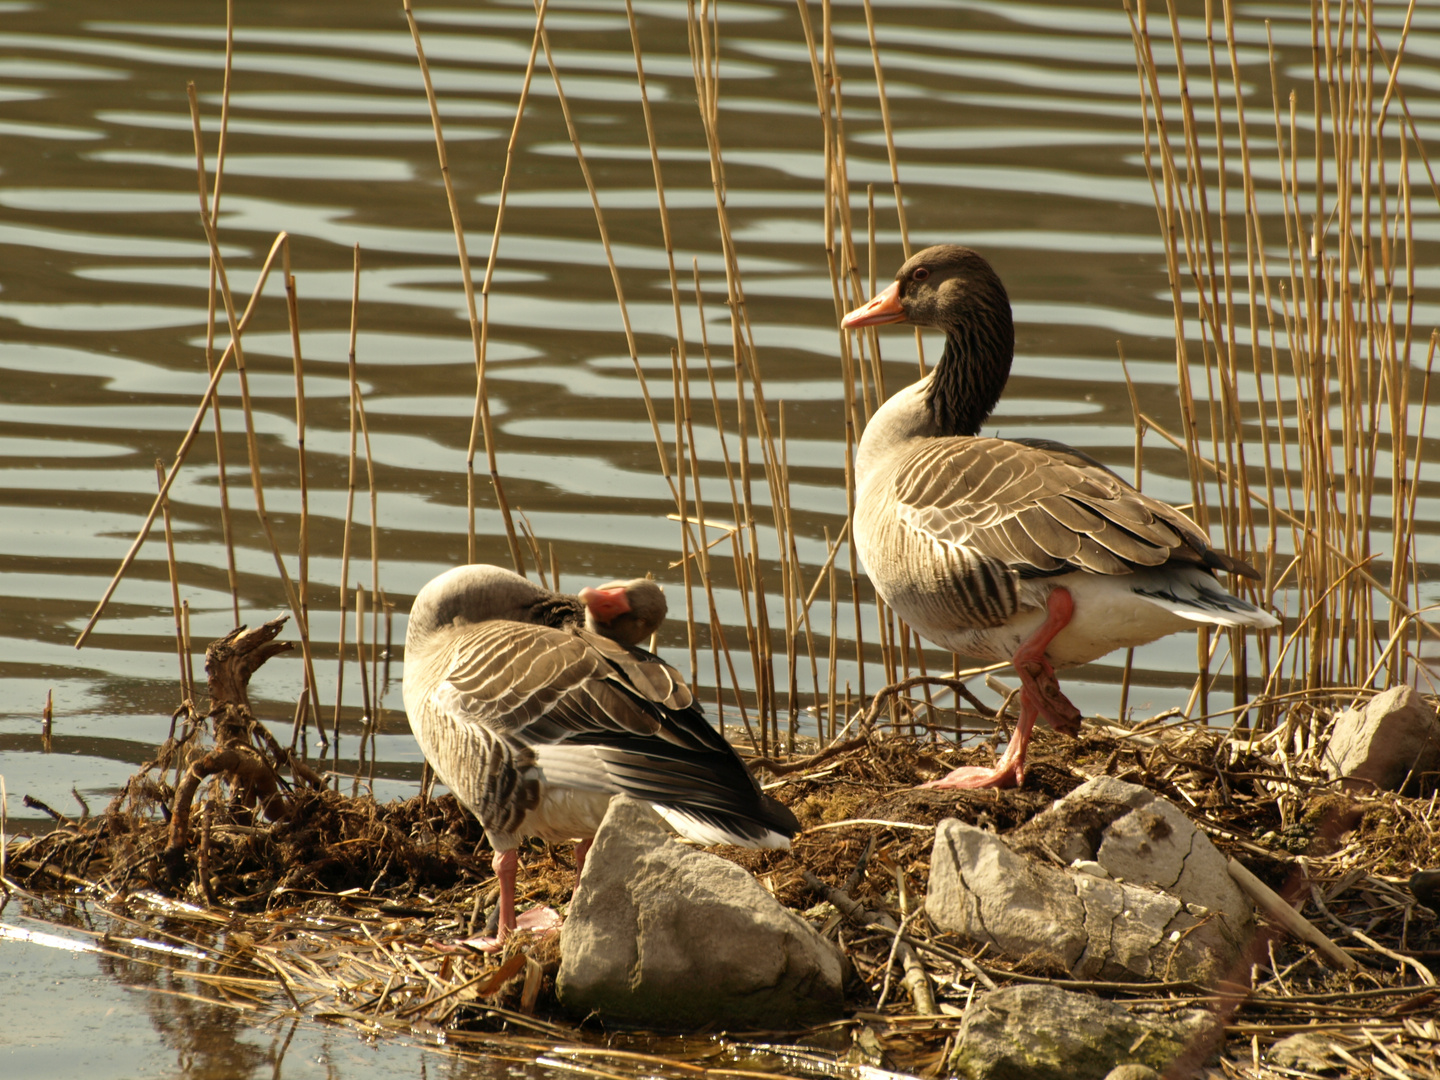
[1,0,1438,1076]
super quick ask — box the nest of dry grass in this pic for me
[4,668,1438,1078]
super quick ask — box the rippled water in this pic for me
[2,0,1438,1075]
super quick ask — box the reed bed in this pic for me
[5,1,1440,1078]
[1125,0,1438,717]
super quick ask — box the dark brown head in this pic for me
[579,578,667,648]
[843,244,1014,436]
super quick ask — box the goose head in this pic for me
[579,578,667,648]
[405,564,581,657]
[843,244,1015,437]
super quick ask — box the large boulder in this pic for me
[927,778,1253,983]
[947,984,1215,1080]
[1322,686,1440,793]
[556,797,844,1030]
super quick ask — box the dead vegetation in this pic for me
[4,638,1437,1078]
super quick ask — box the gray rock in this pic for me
[947,985,1214,1080]
[926,819,1087,974]
[928,797,1248,983]
[556,796,844,1030]
[1015,778,1255,959]
[1322,686,1440,793]
[1267,1031,1343,1073]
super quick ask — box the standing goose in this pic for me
[402,564,797,947]
[842,244,1279,789]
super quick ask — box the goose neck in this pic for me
[926,318,1013,437]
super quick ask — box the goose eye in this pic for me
[912,267,930,281]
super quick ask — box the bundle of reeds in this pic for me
[1126,0,1436,724]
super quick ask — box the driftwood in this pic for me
[162,617,323,878]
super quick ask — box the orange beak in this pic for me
[579,585,631,623]
[841,280,906,329]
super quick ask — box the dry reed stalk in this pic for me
[333,245,364,754]
[670,350,697,685]
[402,0,524,573]
[689,262,756,734]
[624,0,706,683]
[354,585,371,800]
[181,601,195,695]
[517,513,546,590]
[290,687,307,755]
[534,4,681,514]
[202,0,240,627]
[687,0,799,740]
[795,0,874,706]
[281,238,323,736]
[155,460,190,703]
[1117,347,1147,722]
[352,363,381,726]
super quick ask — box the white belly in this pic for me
[521,786,616,845]
[911,572,1194,670]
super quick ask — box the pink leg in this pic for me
[1012,587,1082,736]
[923,695,1038,790]
[464,848,561,953]
[461,848,520,954]
[573,838,593,883]
[492,847,519,939]
[922,588,1082,791]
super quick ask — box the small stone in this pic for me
[946,984,1214,1080]
[1322,685,1440,794]
[1104,1067,1160,1080]
[1268,1032,1343,1074]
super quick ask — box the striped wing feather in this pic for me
[430,620,735,758]
[894,436,1230,578]
[430,619,780,834]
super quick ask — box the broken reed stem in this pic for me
[73,230,292,649]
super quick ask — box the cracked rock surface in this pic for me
[556,796,844,1030]
[927,778,1253,983]
[946,984,1214,1080]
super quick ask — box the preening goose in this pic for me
[842,244,1279,789]
[402,564,797,946]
